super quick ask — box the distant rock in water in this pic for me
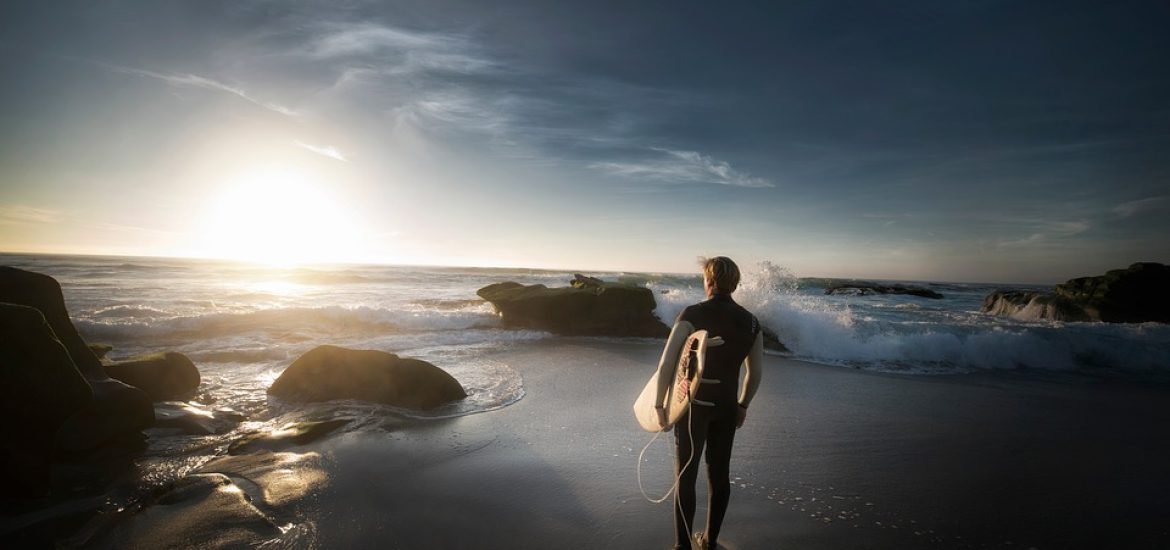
[982,262,1170,323]
[268,345,467,409]
[824,281,944,299]
[106,351,201,401]
[477,277,670,337]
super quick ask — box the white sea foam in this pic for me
[732,262,1170,375]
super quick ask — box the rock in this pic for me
[153,402,243,436]
[477,279,670,337]
[88,343,114,362]
[228,419,350,455]
[1054,262,1170,323]
[983,263,1170,323]
[198,450,327,507]
[825,281,944,299]
[0,268,154,456]
[570,273,605,288]
[760,325,790,353]
[105,352,201,401]
[0,267,105,378]
[980,291,1091,322]
[96,474,283,549]
[267,345,467,409]
[0,302,93,498]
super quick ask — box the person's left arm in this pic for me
[736,331,764,428]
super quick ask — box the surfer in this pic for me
[655,256,763,550]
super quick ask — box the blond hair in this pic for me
[701,256,740,294]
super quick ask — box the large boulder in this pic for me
[267,345,467,409]
[0,267,154,455]
[983,263,1170,323]
[0,303,93,498]
[477,276,670,337]
[1054,262,1170,323]
[105,352,201,401]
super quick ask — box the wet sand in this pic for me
[298,339,1170,549]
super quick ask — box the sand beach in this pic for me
[35,339,1162,549]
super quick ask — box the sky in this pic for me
[1,0,1167,283]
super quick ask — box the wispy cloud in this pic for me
[116,67,296,116]
[1113,195,1168,218]
[0,204,61,225]
[306,22,493,75]
[592,148,773,188]
[997,220,1090,248]
[295,141,348,162]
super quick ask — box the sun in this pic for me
[196,167,366,266]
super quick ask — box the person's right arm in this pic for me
[654,318,695,427]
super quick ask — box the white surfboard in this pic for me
[633,330,708,432]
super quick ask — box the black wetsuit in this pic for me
[674,293,760,549]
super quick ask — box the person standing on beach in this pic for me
[655,256,764,550]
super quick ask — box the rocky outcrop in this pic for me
[477,277,670,337]
[1054,262,1170,323]
[106,352,201,401]
[0,268,155,499]
[0,268,154,455]
[268,345,467,409]
[825,281,944,299]
[0,303,94,498]
[982,263,1170,323]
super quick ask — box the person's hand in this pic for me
[735,405,747,429]
[656,407,670,431]
[707,335,725,347]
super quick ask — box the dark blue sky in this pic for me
[1,1,1167,281]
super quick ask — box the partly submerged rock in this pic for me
[824,281,944,299]
[105,352,201,401]
[228,419,350,455]
[95,473,283,549]
[982,263,1170,323]
[199,450,327,508]
[267,345,467,409]
[153,401,243,436]
[477,278,670,337]
[981,291,1091,322]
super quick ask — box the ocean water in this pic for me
[5,253,1169,422]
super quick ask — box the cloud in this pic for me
[116,67,297,116]
[307,22,492,74]
[0,205,61,225]
[997,220,1090,248]
[1113,195,1168,218]
[592,148,773,188]
[295,141,348,162]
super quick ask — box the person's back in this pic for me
[680,295,758,409]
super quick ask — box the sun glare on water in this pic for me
[197,167,367,266]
